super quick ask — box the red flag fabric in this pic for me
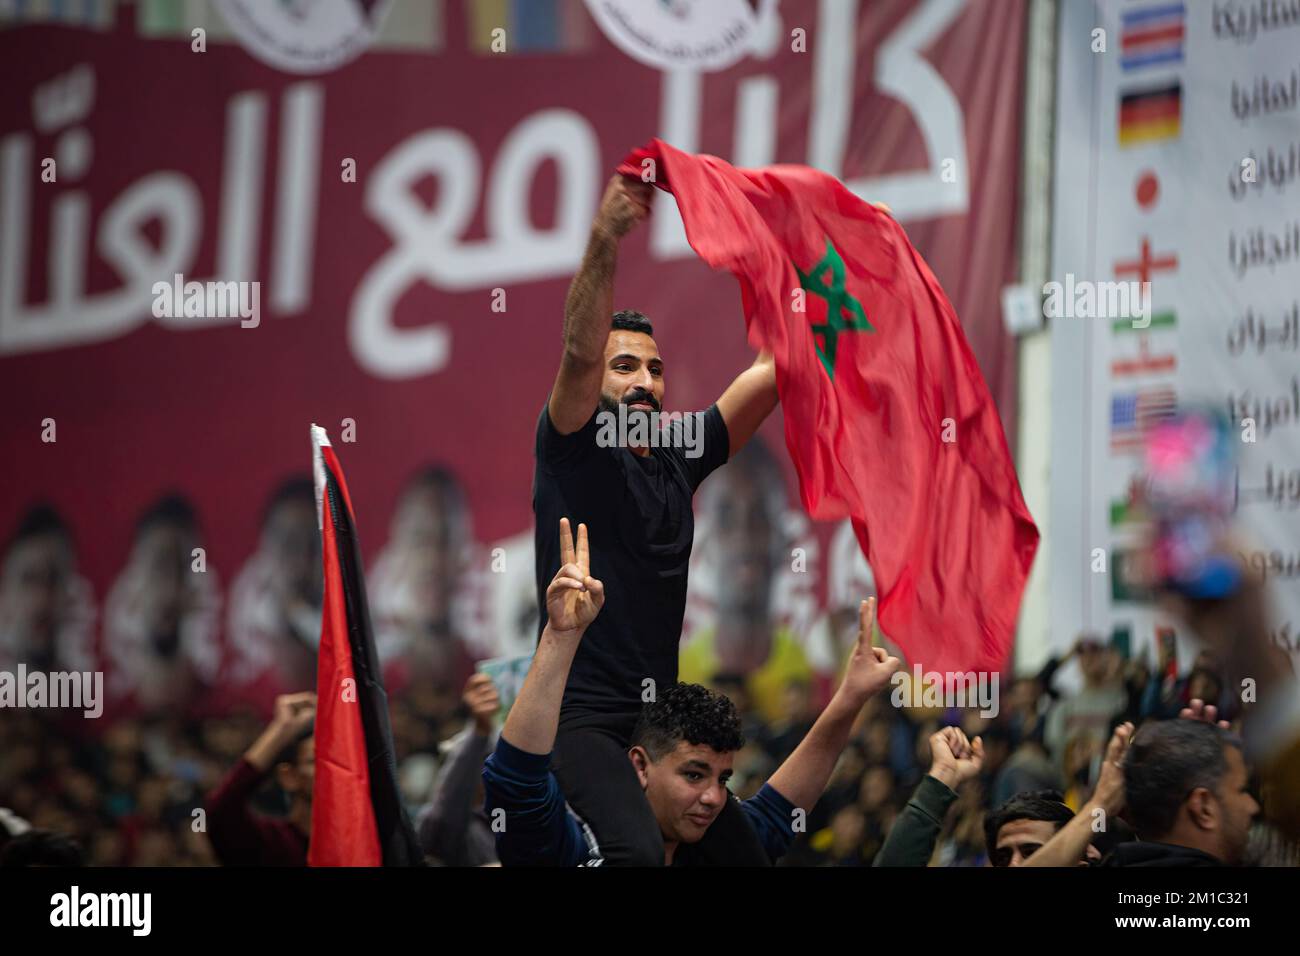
[310,425,380,866]
[309,424,421,866]
[617,140,1038,676]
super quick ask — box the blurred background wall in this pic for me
[0,0,1028,718]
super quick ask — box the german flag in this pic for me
[468,0,592,53]
[1119,83,1181,147]
[309,424,422,866]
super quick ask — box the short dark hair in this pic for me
[0,829,84,867]
[400,464,472,546]
[1124,720,1238,840]
[262,476,316,527]
[6,504,71,554]
[135,493,198,539]
[611,310,654,337]
[631,683,743,761]
[983,789,1074,863]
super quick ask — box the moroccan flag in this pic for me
[617,140,1038,676]
[309,424,422,866]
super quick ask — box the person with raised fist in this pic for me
[874,725,984,867]
[204,691,316,866]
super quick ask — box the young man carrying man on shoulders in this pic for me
[487,519,900,866]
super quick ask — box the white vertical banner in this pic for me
[1051,0,1300,669]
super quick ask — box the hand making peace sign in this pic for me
[545,517,606,633]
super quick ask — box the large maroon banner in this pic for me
[0,0,1025,718]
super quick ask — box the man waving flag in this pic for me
[616,140,1038,676]
[310,424,422,866]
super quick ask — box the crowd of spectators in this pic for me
[6,626,1296,866]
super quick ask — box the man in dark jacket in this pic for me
[873,726,982,867]
[873,728,1110,866]
[1028,716,1258,866]
[1101,719,1258,866]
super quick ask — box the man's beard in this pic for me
[599,389,660,436]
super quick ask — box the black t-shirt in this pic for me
[533,402,730,716]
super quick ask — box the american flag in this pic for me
[1111,387,1177,451]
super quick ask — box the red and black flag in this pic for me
[309,424,422,866]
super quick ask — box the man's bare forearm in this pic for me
[716,350,779,457]
[500,625,582,757]
[1023,801,1101,866]
[765,695,859,814]
[561,227,619,364]
[244,719,301,773]
[766,607,899,814]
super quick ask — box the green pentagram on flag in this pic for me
[795,239,873,381]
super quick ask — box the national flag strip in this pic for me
[1114,237,1178,285]
[1111,549,1156,603]
[1110,476,1150,527]
[1111,387,1178,452]
[1112,311,1177,334]
[1120,3,1185,72]
[309,425,422,867]
[1110,497,1135,527]
[0,0,115,29]
[1119,83,1182,147]
[1111,337,1176,376]
[130,0,443,50]
[468,0,592,53]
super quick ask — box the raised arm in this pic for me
[715,349,779,458]
[1024,722,1132,867]
[874,727,984,867]
[501,519,605,754]
[766,597,900,813]
[206,692,315,865]
[484,520,606,866]
[243,692,316,772]
[548,176,654,435]
[417,674,498,863]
